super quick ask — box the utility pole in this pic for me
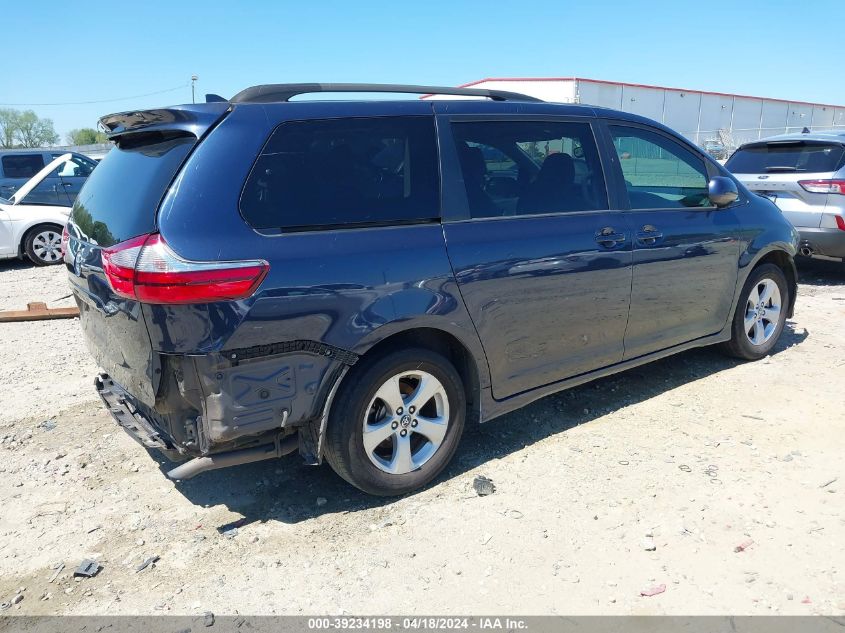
[191,75,199,104]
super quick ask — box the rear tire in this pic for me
[323,347,466,496]
[24,225,63,266]
[720,263,789,360]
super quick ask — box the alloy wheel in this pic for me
[743,278,782,346]
[362,370,450,475]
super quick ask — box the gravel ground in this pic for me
[0,260,96,424]
[0,258,843,615]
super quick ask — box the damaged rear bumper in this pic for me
[94,339,358,476]
[95,374,185,462]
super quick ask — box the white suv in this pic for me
[726,131,845,263]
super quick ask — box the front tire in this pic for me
[324,348,466,496]
[24,225,63,266]
[721,263,789,360]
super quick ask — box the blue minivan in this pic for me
[65,84,798,495]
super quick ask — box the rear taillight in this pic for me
[836,215,845,231]
[798,179,845,195]
[101,233,269,304]
[60,225,69,258]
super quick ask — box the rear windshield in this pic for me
[726,141,845,174]
[70,132,195,247]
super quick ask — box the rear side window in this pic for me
[71,132,195,247]
[610,125,711,209]
[726,141,845,174]
[450,120,607,218]
[2,154,45,178]
[240,116,439,231]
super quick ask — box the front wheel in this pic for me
[323,348,466,496]
[720,263,789,360]
[24,225,63,266]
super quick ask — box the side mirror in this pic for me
[708,176,738,208]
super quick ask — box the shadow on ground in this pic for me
[795,256,845,286]
[160,321,808,527]
[0,259,37,272]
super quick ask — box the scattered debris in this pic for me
[741,414,764,421]
[734,539,754,553]
[640,584,666,597]
[368,519,394,531]
[473,475,496,496]
[48,563,65,583]
[801,596,812,604]
[678,464,691,472]
[73,560,101,578]
[38,420,57,431]
[820,478,838,489]
[642,535,657,551]
[136,555,160,573]
[11,594,23,606]
[222,528,239,539]
[481,533,493,546]
[0,302,79,323]
[203,611,215,627]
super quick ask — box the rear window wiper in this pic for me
[764,166,804,172]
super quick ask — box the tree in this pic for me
[14,110,59,147]
[0,109,20,148]
[67,127,108,145]
[0,108,59,148]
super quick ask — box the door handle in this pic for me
[62,182,73,187]
[636,225,663,245]
[594,227,626,248]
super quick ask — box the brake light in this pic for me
[798,179,845,195]
[836,215,845,231]
[101,233,269,304]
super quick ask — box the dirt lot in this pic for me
[1,258,843,616]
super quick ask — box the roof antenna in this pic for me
[802,127,811,134]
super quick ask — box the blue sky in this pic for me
[2,0,841,141]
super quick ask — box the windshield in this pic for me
[727,141,845,174]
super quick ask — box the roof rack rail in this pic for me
[229,83,543,104]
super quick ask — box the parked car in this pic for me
[726,131,845,262]
[0,149,97,206]
[65,83,798,496]
[702,139,729,161]
[1,153,74,266]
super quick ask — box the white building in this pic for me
[429,77,845,149]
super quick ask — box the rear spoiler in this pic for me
[99,103,230,139]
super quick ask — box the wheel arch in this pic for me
[352,326,484,425]
[747,248,798,318]
[19,221,64,258]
